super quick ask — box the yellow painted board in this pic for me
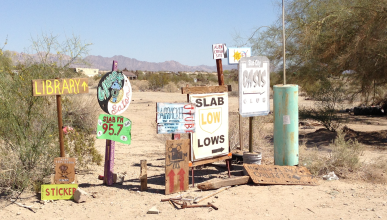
[32,78,89,96]
[41,184,78,200]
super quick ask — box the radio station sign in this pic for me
[190,93,229,161]
[212,43,227,59]
[41,184,78,200]
[97,71,132,115]
[156,103,195,134]
[96,114,132,145]
[239,56,270,117]
[228,47,251,65]
[32,78,88,96]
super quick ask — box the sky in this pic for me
[1,0,281,67]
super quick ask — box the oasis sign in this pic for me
[239,56,270,117]
[190,93,229,161]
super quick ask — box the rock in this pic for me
[74,188,88,203]
[322,172,339,181]
[147,206,159,214]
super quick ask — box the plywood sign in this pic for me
[41,184,78,200]
[190,93,229,161]
[243,164,319,185]
[156,103,195,134]
[97,71,132,115]
[54,157,76,184]
[32,78,89,96]
[165,139,189,195]
[96,114,132,144]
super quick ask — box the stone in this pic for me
[74,188,88,203]
[147,206,159,214]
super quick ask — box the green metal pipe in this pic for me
[273,84,299,166]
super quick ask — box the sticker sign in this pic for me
[156,103,195,134]
[227,47,251,65]
[212,43,227,59]
[41,184,78,200]
[32,78,88,96]
[96,114,132,145]
[243,164,319,185]
[54,157,76,184]
[165,139,189,195]
[97,71,132,115]
[239,56,270,117]
[190,93,229,161]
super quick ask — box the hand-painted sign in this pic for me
[97,71,132,115]
[165,139,189,195]
[96,114,132,145]
[156,103,195,134]
[54,157,76,184]
[190,93,229,161]
[227,47,251,65]
[243,164,319,185]
[41,184,78,200]
[32,78,88,96]
[212,43,227,59]
[239,56,270,117]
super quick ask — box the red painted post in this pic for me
[104,60,118,186]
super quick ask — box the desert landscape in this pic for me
[1,87,386,220]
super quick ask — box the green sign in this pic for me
[41,184,78,200]
[96,114,132,145]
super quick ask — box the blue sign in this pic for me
[156,103,195,134]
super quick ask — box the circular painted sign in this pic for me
[97,71,132,115]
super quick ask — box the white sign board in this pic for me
[228,47,251,65]
[239,56,270,117]
[212,44,227,59]
[190,93,229,161]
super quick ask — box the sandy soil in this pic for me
[1,90,387,220]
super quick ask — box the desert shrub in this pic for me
[148,73,171,91]
[131,80,149,92]
[161,81,179,93]
[361,156,387,183]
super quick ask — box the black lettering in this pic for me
[198,139,203,147]
[204,137,210,146]
[220,135,224,143]
[211,136,219,144]
[196,99,202,107]
[204,98,210,107]
[210,98,216,106]
[218,97,224,106]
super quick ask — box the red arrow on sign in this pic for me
[167,170,175,193]
[177,169,185,190]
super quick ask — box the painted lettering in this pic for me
[35,81,41,95]
[54,79,61,94]
[46,80,53,94]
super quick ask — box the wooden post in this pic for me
[56,94,65,157]
[104,60,118,186]
[216,59,224,86]
[239,113,243,151]
[140,160,147,191]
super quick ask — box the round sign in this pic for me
[97,71,132,115]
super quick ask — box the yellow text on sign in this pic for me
[32,78,89,96]
[201,111,221,125]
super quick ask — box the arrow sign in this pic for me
[212,147,225,154]
[177,168,185,190]
[82,81,88,90]
[167,170,175,193]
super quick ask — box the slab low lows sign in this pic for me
[156,103,195,134]
[32,78,88,96]
[239,56,270,117]
[96,114,132,145]
[190,93,229,161]
[41,184,78,200]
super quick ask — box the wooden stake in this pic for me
[216,59,224,86]
[56,94,65,157]
[140,160,147,191]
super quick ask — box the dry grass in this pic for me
[161,82,179,93]
[131,80,149,92]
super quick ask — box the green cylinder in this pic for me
[273,84,299,166]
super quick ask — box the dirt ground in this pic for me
[1,90,387,220]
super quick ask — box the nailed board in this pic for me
[41,184,78,200]
[156,103,195,134]
[32,78,89,96]
[54,157,76,184]
[243,164,319,185]
[181,85,230,94]
[96,114,132,144]
[165,139,189,195]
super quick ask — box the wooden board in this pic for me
[189,154,231,167]
[54,157,76,184]
[32,78,88,96]
[41,184,78,200]
[243,164,319,185]
[197,176,250,190]
[165,139,189,195]
[156,103,195,134]
[181,85,231,94]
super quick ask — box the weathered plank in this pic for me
[165,139,189,195]
[140,160,147,191]
[32,78,89,96]
[197,176,250,190]
[181,85,231,94]
[243,164,319,186]
[190,154,232,167]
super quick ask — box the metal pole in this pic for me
[282,0,286,85]
[248,117,253,152]
[56,94,65,157]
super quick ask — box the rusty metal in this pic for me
[160,198,182,202]
[181,202,218,210]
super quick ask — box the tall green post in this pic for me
[273,84,298,166]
